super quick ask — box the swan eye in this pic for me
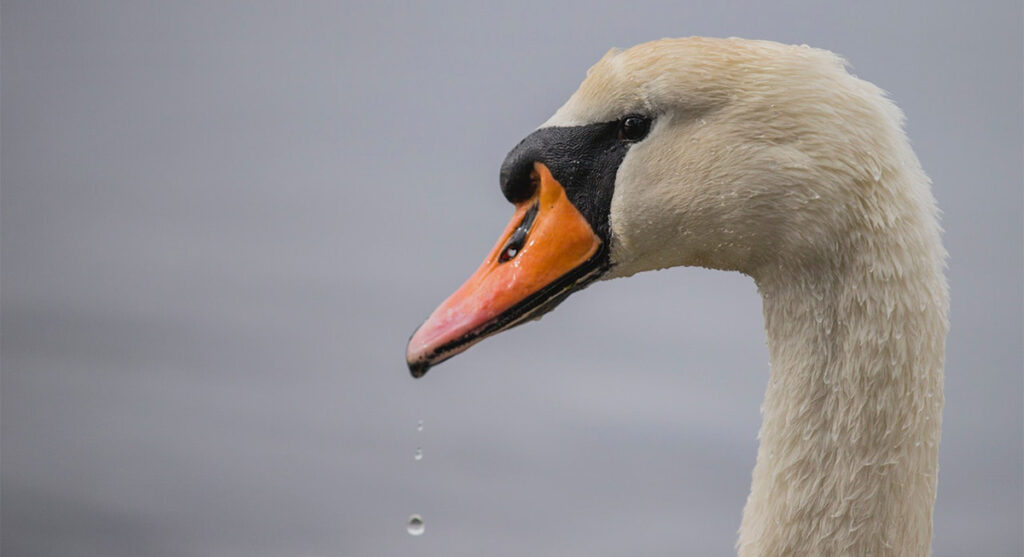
[617,115,651,142]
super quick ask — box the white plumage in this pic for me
[544,38,949,556]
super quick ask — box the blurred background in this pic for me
[2,1,1021,555]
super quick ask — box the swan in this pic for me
[406,37,948,556]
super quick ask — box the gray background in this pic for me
[2,1,1021,556]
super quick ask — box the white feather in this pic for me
[545,38,948,556]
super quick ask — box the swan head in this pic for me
[407,37,911,377]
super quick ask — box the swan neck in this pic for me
[738,196,948,556]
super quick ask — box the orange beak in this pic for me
[406,162,605,377]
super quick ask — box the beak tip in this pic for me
[406,327,431,378]
[408,359,430,379]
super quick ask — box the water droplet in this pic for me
[872,167,882,181]
[699,118,707,126]
[416,420,423,432]
[414,447,423,461]
[407,514,425,536]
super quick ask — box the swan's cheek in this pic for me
[606,157,700,277]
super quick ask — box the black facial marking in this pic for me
[499,119,639,245]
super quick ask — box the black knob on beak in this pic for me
[500,138,542,203]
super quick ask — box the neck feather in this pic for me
[737,172,949,556]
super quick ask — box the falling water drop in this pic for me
[407,514,425,536]
[417,420,423,432]
[414,447,423,461]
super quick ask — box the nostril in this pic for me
[498,228,528,262]
[497,202,540,263]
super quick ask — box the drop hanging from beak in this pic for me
[406,163,605,377]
